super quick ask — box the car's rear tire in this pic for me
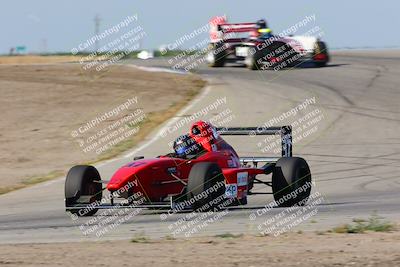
[187,162,226,211]
[65,165,102,216]
[245,48,263,70]
[314,41,329,67]
[272,157,312,207]
[207,43,226,67]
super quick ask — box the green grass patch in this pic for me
[131,233,150,243]
[214,233,243,238]
[164,235,176,240]
[331,214,395,234]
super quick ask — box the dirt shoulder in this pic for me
[1,231,399,266]
[0,62,205,194]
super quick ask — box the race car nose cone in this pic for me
[107,166,138,191]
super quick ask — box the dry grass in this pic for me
[0,55,82,64]
[0,62,205,194]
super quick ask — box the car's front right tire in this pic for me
[207,43,226,67]
[65,165,102,216]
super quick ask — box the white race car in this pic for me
[207,17,329,70]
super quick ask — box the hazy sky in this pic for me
[0,0,398,54]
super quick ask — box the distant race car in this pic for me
[206,17,329,70]
[65,121,312,216]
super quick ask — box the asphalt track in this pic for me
[1,51,399,243]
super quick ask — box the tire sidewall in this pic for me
[187,162,225,211]
[272,157,311,207]
[65,165,102,216]
[207,43,226,67]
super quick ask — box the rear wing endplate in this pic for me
[216,126,292,157]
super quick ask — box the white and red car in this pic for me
[206,17,329,70]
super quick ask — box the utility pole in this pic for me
[94,14,101,53]
[41,38,47,54]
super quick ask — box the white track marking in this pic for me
[128,65,187,74]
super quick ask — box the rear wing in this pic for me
[216,126,292,157]
[217,23,258,33]
[209,20,259,43]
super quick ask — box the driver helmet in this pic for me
[256,19,268,29]
[173,134,201,158]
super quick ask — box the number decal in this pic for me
[225,184,238,198]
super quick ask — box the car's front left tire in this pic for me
[187,162,226,211]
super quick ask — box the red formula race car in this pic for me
[65,121,312,216]
[206,16,329,70]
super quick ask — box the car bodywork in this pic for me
[206,16,329,69]
[65,121,311,216]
